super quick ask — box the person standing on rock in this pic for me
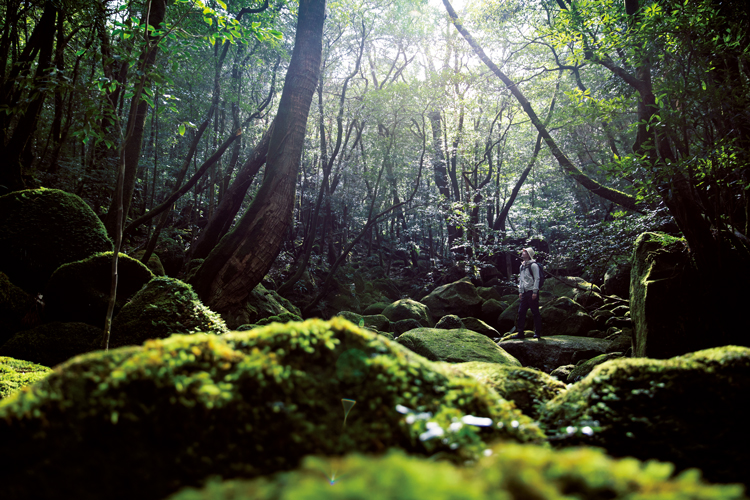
[512,247,542,339]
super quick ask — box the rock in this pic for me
[253,312,302,327]
[606,330,633,354]
[434,315,463,329]
[0,318,543,500]
[392,318,422,336]
[0,322,103,367]
[567,352,625,383]
[497,335,610,373]
[497,299,522,333]
[0,188,112,293]
[111,277,228,347]
[132,250,166,276]
[602,260,632,298]
[382,299,433,327]
[420,279,481,319]
[549,364,574,383]
[336,312,390,333]
[396,328,520,365]
[572,287,604,310]
[0,272,34,345]
[155,235,186,277]
[337,311,363,325]
[540,297,597,337]
[224,283,302,329]
[461,317,500,338]
[477,286,503,302]
[479,298,506,324]
[629,232,711,358]
[0,356,52,400]
[370,278,401,301]
[540,345,750,486]
[449,361,566,418]
[164,443,745,500]
[362,302,390,315]
[44,252,153,327]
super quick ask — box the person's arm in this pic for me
[531,263,540,296]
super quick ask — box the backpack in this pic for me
[523,261,545,289]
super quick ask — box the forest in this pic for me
[0,0,749,498]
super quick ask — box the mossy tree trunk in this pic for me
[190,0,326,314]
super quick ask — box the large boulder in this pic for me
[540,297,597,337]
[223,283,301,329]
[44,252,153,327]
[448,361,567,419]
[0,318,543,500]
[0,189,112,293]
[629,232,714,358]
[0,272,34,345]
[166,444,746,500]
[396,328,521,365]
[0,356,51,400]
[382,299,434,327]
[602,260,632,298]
[420,279,482,319]
[111,277,228,347]
[539,346,750,486]
[0,322,103,367]
[497,335,610,373]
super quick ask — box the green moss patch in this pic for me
[0,322,103,367]
[396,328,521,365]
[539,345,750,486]
[0,357,51,400]
[0,318,543,500]
[167,444,745,500]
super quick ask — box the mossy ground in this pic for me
[0,318,543,500]
[539,345,750,486]
[167,443,746,500]
[0,357,51,400]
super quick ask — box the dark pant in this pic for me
[517,291,541,334]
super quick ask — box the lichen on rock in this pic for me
[397,328,520,366]
[0,356,51,400]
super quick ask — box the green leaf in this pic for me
[217,0,227,9]
[204,16,213,26]
[178,123,186,136]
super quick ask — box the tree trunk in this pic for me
[190,0,326,315]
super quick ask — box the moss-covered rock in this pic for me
[44,252,153,327]
[461,317,500,338]
[0,272,34,345]
[449,361,566,419]
[0,322,103,367]
[435,315,464,329]
[397,328,521,365]
[155,235,186,277]
[253,312,304,327]
[0,188,113,293]
[132,250,166,276]
[540,297,597,337]
[224,283,302,330]
[362,301,390,315]
[420,279,482,319]
[0,356,51,400]
[539,345,750,486]
[567,352,625,383]
[392,318,422,336]
[0,318,543,500]
[382,299,434,327]
[166,444,746,500]
[111,277,228,347]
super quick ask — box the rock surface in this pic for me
[397,328,520,365]
[497,335,610,373]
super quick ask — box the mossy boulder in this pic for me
[155,235,186,277]
[461,317,500,338]
[434,315,463,329]
[44,252,153,327]
[132,250,166,276]
[392,318,422,336]
[396,328,521,365]
[362,302,390,315]
[498,335,610,373]
[0,322,103,367]
[630,232,712,358]
[111,277,228,347]
[540,297,597,337]
[0,318,543,500]
[0,188,113,293]
[479,298,506,324]
[225,283,302,330]
[166,444,745,500]
[0,356,51,400]
[539,346,750,486]
[382,299,434,327]
[567,352,625,383]
[449,362,567,419]
[0,272,34,345]
[420,279,482,319]
[602,260,632,298]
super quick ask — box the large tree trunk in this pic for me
[190,0,326,316]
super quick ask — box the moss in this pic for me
[448,362,567,419]
[0,272,33,345]
[44,252,153,326]
[0,322,103,367]
[167,444,746,500]
[111,277,228,347]
[254,312,303,326]
[0,356,51,400]
[0,188,113,293]
[382,299,434,327]
[0,318,543,500]
[539,345,750,486]
[397,328,521,366]
[132,250,166,276]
